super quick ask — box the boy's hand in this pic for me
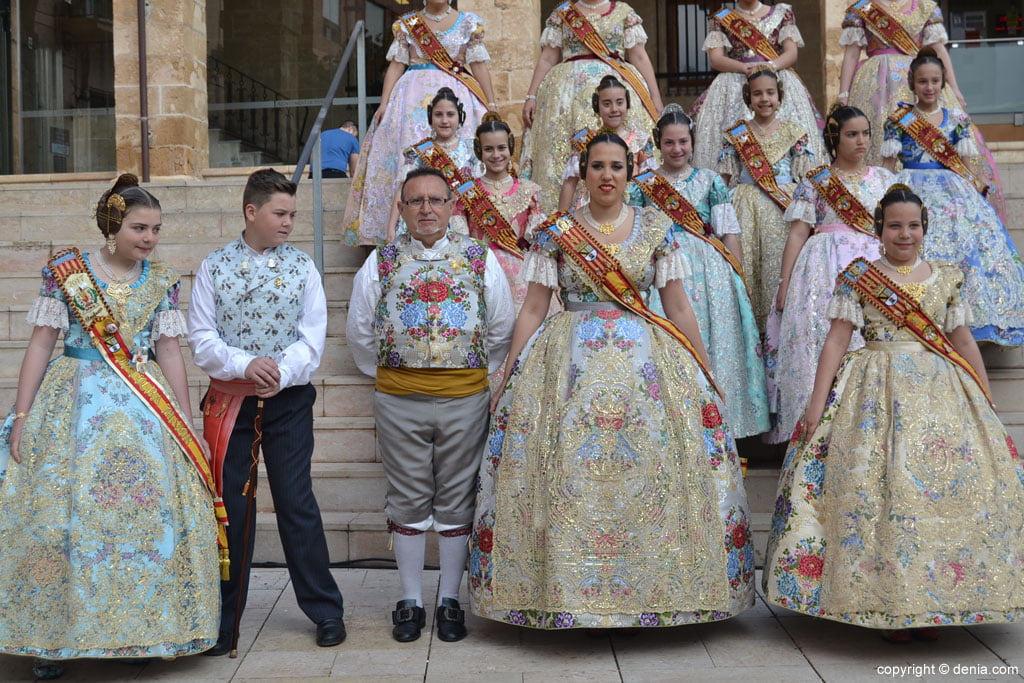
[245,357,281,393]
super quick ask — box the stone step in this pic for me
[255,462,385,515]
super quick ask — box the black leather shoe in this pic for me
[392,599,426,642]
[316,617,347,647]
[202,632,232,657]
[435,597,467,642]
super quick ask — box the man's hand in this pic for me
[245,357,281,396]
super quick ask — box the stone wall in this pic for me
[114,0,209,176]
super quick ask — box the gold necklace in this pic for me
[881,255,926,300]
[881,255,920,276]
[584,204,628,235]
[748,117,777,137]
[421,6,452,22]
[833,164,866,183]
[95,253,141,312]
[480,174,512,189]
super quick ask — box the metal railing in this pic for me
[947,37,1024,124]
[290,20,367,277]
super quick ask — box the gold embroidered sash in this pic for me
[850,0,920,56]
[725,120,792,210]
[540,211,721,396]
[713,8,780,61]
[554,1,659,118]
[411,139,470,191]
[456,179,526,258]
[633,169,746,281]
[840,257,992,405]
[48,248,230,578]
[571,127,599,155]
[805,165,876,237]
[400,12,488,106]
[887,103,989,195]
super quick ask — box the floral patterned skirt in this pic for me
[470,308,754,628]
[764,345,1024,628]
[0,357,220,658]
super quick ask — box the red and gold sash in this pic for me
[724,120,792,210]
[805,165,876,237]
[849,0,920,56]
[400,12,488,106]
[571,127,599,155]
[713,8,779,61]
[456,179,527,258]
[540,211,721,396]
[411,139,470,191]
[633,169,746,281]
[554,1,659,118]
[887,103,988,195]
[48,248,230,578]
[840,257,993,406]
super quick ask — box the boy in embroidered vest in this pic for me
[188,168,346,654]
[347,167,514,643]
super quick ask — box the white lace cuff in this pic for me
[522,251,559,289]
[702,30,731,52]
[622,24,648,50]
[26,296,68,331]
[386,39,410,65]
[922,24,948,46]
[839,26,866,47]
[465,43,490,64]
[539,25,562,49]
[152,309,188,340]
[655,249,689,288]
[710,203,742,235]
[783,198,816,224]
[826,292,863,326]
[956,135,979,159]
[944,301,973,332]
[777,24,805,48]
[717,151,741,181]
[562,154,580,181]
[880,137,902,159]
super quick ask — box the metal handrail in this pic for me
[949,37,1024,47]
[291,20,366,277]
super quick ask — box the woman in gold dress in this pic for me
[470,133,754,629]
[764,185,1024,640]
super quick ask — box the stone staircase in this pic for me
[208,129,283,169]
[0,152,1022,567]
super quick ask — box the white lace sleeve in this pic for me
[465,42,490,63]
[944,300,973,332]
[955,133,979,158]
[562,154,580,181]
[777,24,804,48]
[783,198,816,224]
[521,251,559,289]
[880,137,902,159]
[655,249,690,288]
[826,292,863,327]
[622,23,648,50]
[540,25,562,49]
[386,34,410,65]
[152,309,189,340]
[839,26,866,47]
[710,203,742,236]
[26,296,68,331]
[702,29,731,52]
[449,215,470,236]
[922,23,948,46]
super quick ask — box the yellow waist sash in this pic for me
[376,367,488,397]
[865,340,927,352]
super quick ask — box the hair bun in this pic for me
[826,101,843,119]
[661,102,685,117]
[481,111,504,124]
[917,45,938,59]
[886,182,914,194]
[110,173,140,194]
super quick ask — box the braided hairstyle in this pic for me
[908,46,946,93]
[652,102,694,149]
[591,74,631,114]
[579,131,634,181]
[873,183,929,236]
[742,67,784,107]
[473,112,515,161]
[427,87,466,128]
[823,103,870,160]
[95,173,160,239]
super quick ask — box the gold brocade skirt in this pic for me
[731,182,795,332]
[763,344,1024,628]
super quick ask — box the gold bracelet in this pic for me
[12,412,28,421]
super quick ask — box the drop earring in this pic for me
[106,233,117,255]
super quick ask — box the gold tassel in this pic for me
[219,548,231,580]
[387,531,394,552]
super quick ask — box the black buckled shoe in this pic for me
[435,597,467,642]
[316,617,347,647]
[392,599,426,642]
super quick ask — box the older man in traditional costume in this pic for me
[347,167,514,643]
